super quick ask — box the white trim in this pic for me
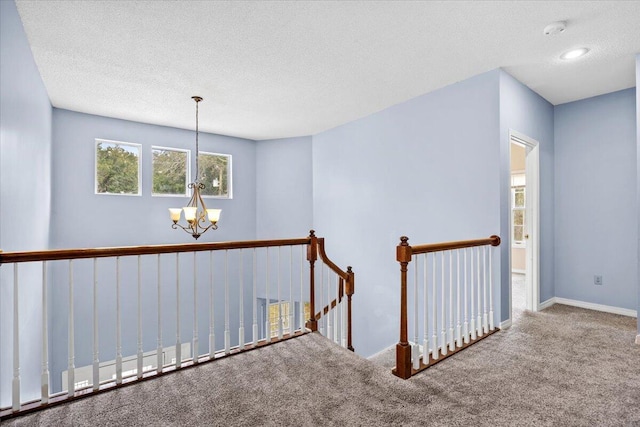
[511,269,526,275]
[549,297,637,318]
[499,319,512,329]
[538,298,555,310]
[366,344,395,360]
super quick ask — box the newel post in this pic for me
[393,236,413,379]
[306,230,318,332]
[346,266,355,352]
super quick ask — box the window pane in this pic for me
[514,188,525,207]
[514,226,523,242]
[269,301,290,337]
[152,148,188,195]
[514,209,524,226]
[199,152,231,197]
[96,141,140,195]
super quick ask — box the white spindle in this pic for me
[300,246,304,332]
[413,255,419,370]
[42,262,50,402]
[482,246,488,334]
[12,264,20,411]
[448,251,454,352]
[456,250,462,348]
[463,249,469,344]
[277,247,283,340]
[193,253,199,364]
[342,285,347,348]
[157,255,163,372]
[319,261,324,335]
[422,254,429,363]
[138,256,144,377]
[489,245,495,330]
[289,246,294,337]
[334,274,339,345]
[116,257,122,383]
[68,260,76,395]
[431,253,438,360]
[224,250,230,354]
[209,251,215,358]
[470,248,476,341]
[253,249,258,347]
[175,253,181,368]
[476,247,482,337]
[327,266,332,341]
[239,249,245,348]
[92,260,99,391]
[265,248,271,343]
[441,252,447,356]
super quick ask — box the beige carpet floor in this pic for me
[4,304,639,426]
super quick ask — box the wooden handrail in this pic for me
[0,237,311,264]
[316,238,349,280]
[409,235,501,255]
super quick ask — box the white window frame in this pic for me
[151,145,191,197]
[95,138,142,196]
[198,151,233,199]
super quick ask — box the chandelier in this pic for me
[169,96,221,239]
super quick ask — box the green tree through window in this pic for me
[152,148,188,195]
[96,140,140,195]
[198,152,231,197]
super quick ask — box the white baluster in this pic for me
[413,255,420,370]
[449,251,455,352]
[463,249,469,344]
[253,249,258,347]
[289,246,294,337]
[422,254,429,364]
[441,252,447,356]
[300,245,304,332]
[224,250,230,354]
[470,248,476,341]
[456,250,462,348]
[69,260,76,395]
[193,253,199,364]
[12,264,20,411]
[489,245,495,331]
[319,261,324,335]
[239,249,245,348]
[431,253,438,360]
[277,247,283,340]
[476,247,482,337]
[175,253,181,368]
[93,259,100,390]
[42,261,50,402]
[482,246,488,334]
[342,287,347,348]
[327,266,332,341]
[265,248,271,343]
[157,255,163,372]
[116,257,122,383]
[138,256,144,377]
[334,274,339,345]
[209,251,215,358]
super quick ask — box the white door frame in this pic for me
[509,130,540,313]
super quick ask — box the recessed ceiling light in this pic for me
[560,48,590,60]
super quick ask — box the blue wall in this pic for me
[0,0,52,407]
[312,70,502,357]
[499,71,555,317]
[256,136,313,239]
[554,89,638,311]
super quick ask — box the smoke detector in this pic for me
[544,21,566,36]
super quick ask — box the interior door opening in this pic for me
[509,131,540,318]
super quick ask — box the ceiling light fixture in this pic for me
[560,47,589,60]
[169,96,221,239]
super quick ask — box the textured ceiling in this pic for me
[15,1,640,141]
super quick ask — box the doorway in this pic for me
[509,130,540,316]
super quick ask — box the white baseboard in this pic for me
[500,319,512,329]
[551,297,637,318]
[636,335,640,345]
[538,298,555,310]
